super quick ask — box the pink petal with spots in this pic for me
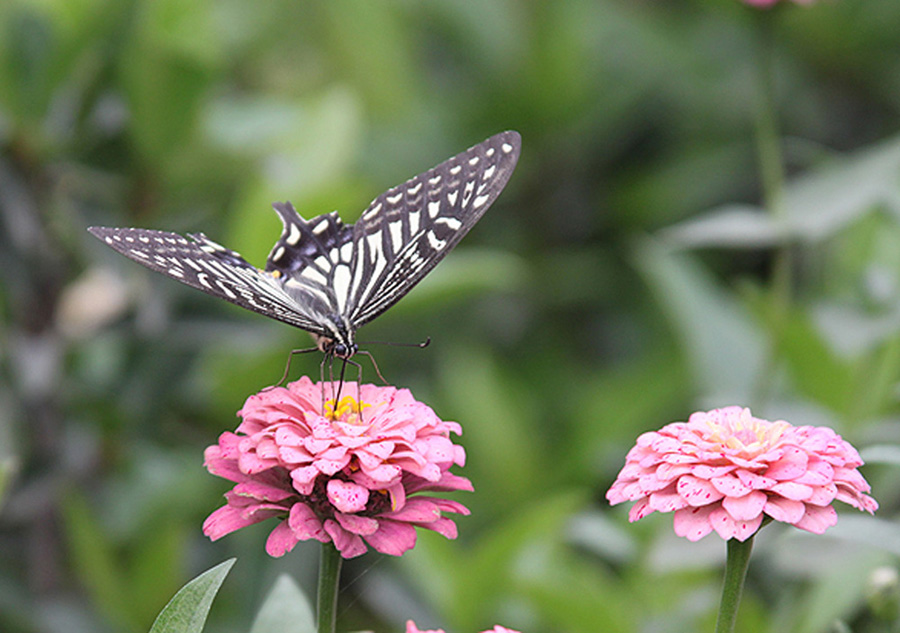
[334,512,379,536]
[764,497,805,524]
[793,460,833,486]
[628,498,654,521]
[770,481,812,501]
[676,475,724,507]
[765,446,808,480]
[710,474,752,497]
[735,469,776,490]
[722,490,767,521]
[327,479,369,513]
[365,520,418,556]
[794,504,837,534]
[709,506,762,541]
[650,489,690,512]
[323,519,367,558]
[805,484,837,506]
[265,521,300,557]
[673,505,716,541]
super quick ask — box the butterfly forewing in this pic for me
[88,131,521,351]
[346,130,521,326]
[87,227,326,333]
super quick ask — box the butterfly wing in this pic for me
[88,130,521,344]
[345,130,521,327]
[86,226,327,334]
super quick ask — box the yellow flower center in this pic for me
[704,408,790,457]
[324,396,371,422]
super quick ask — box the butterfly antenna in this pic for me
[358,337,431,350]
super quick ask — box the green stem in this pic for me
[751,10,792,406]
[317,543,343,633]
[714,536,755,633]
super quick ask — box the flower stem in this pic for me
[714,536,755,633]
[317,543,343,633]
[751,9,792,406]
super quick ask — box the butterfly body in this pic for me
[89,131,521,358]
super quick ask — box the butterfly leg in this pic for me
[273,345,320,387]
[357,350,388,385]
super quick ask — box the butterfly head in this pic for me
[314,314,357,360]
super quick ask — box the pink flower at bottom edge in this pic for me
[606,407,877,542]
[406,621,521,633]
[203,377,471,558]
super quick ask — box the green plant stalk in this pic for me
[751,9,792,405]
[714,536,755,633]
[317,543,343,633]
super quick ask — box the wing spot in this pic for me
[340,242,354,262]
[197,273,212,288]
[473,194,490,209]
[300,267,328,286]
[429,175,441,186]
[333,264,351,314]
[408,182,423,196]
[312,219,330,235]
[314,255,332,272]
[363,202,382,220]
[388,221,403,254]
[168,268,184,278]
[428,201,441,218]
[408,209,421,234]
[447,190,458,206]
[217,282,237,299]
[468,156,479,166]
[387,192,403,205]
[502,143,513,153]
[125,236,134,242]
[427,230,446,251]
[273,245,286,261]
[483,165,496,180]
[131,249,149,258]
[139,236,150,242]
[486,147,496,157]
[435,217,462,230]
[450,165,462,175]
[287,223,302,245]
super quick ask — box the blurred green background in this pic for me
[2,0,900,632]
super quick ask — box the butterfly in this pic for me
[89,131,521,364]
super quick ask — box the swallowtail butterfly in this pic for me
[88,131,521,361]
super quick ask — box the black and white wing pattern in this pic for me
[88,131,521,355]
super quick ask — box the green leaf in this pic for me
[633,235,766,403]
[148,559,235,633]
[63,491,137,631]
[249,574,315,633]
[776,308,856,418]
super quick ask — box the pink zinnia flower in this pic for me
[406,622,520,633]
[606,407,877,542]
[203,377,471,558]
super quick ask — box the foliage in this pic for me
[1,1,899,632]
